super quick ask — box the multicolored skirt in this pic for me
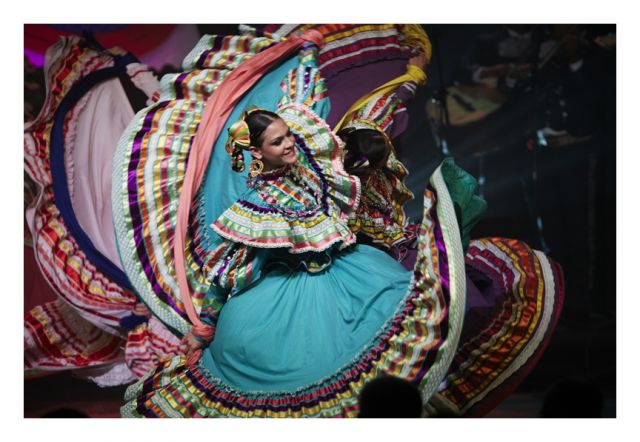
[121,163,467,417]
[23,34,181,384]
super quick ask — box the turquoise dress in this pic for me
[116,32,564,419]
[120,40,467,418]
[205,244,412,391]
[198,102,413,391]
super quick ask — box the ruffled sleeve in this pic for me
[211,166,358,254]
[195,239,268,325]
[210,100,361,255]
[348,149,414,248]
[200,238,268,291]
[278,103,361,218]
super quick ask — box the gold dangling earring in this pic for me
[249,158,264,177]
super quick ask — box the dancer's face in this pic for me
[250,118,297,170]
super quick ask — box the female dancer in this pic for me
[117,30,563,418]
[120,45,467,416]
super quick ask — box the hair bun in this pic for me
[225,106,270,173]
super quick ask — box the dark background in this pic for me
[24,24,616,417]
[396,24,616,417]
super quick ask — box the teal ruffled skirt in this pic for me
[201,244,411,392]
[121,162,468,418]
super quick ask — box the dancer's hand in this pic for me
[180,332,203,362]
[408,52,427,70]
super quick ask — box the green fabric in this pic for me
[440,157,487,254]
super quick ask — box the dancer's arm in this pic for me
[277,41,329,113]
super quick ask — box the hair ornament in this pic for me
[225,106,263,172]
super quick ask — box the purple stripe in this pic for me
[126,101,187,319]
[215,258,229,282]
[237,198,319,219]
[409,188,452,382]
[293,133,331,214]
[237,199,279,214]
[195,35,222,68]
[137,364,166,417]
[213,243,240,284]
[173,72,189,99]
[433,212,451,296]
[303,67,311,93]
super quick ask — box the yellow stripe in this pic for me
[445,240,544,402]
[334,65,427,132]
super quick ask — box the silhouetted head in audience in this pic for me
[41,408,89,418]
[358,375,423,418]
[541,379,604,418]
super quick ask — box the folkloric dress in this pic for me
[114,27,564,417]
[23,35,181,385]
[120,42,469,418]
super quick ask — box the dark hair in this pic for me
[358,375,423,418]
[246,109,280,148]
[342,128,389,174]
